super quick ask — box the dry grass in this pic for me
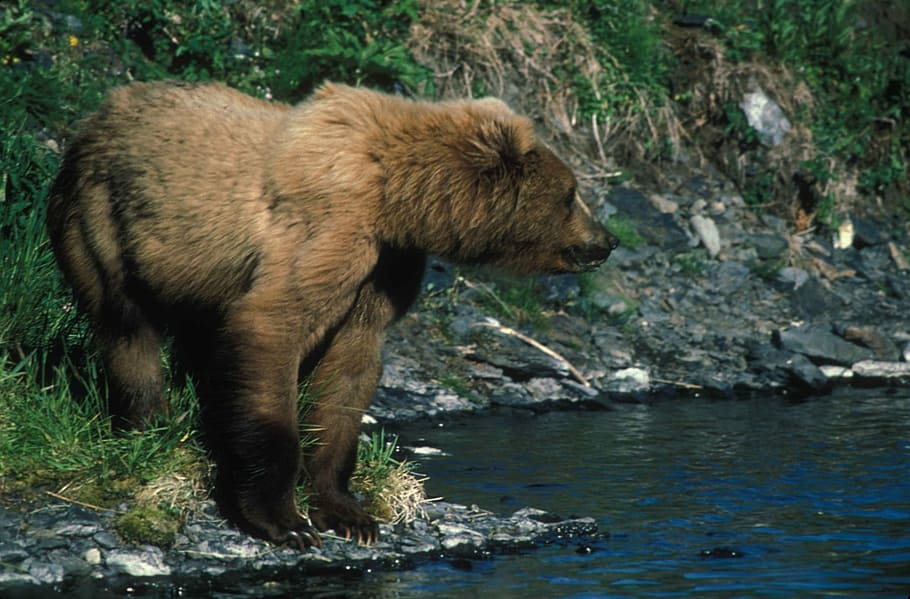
[352,460,429,525]
[408,0,685,182]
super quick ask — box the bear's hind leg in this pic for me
[99,311,167,429]
[47,200,167,429]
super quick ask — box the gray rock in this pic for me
[786,353,829,391]
[790,277,842,319]
[746,343,827,391]
[904,342,910,363]
[606,187,689,250]
[22,558,65,585]
[752,232,789,260]
[604,367,650,394]
[712,260,751,295]
[774,324,877,366]
[777,266,809,288]
[851,215,889,248]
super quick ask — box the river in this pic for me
[387,389,910,597]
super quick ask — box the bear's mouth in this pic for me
[563,244,613,272]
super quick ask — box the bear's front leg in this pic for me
[204,320,322,549]
[303,314,385,545]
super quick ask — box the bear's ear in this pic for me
[464,116,535,174]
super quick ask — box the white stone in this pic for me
[106,548,172,577]
[648,193,678,214]
[83,548,102,565]
[611,367,650,386]
[741,89,792,146]
[819,365,853,379]
[690,215,721,257]
[851,360,910,380]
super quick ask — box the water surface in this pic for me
[391,389,910,597]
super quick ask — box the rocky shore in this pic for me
[375,175,909,421]
[2,174,907,594]
[0,499,596,594]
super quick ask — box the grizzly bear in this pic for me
[47,81,617,548]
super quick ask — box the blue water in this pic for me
[391,390,910,597]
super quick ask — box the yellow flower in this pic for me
[69,35,79,47]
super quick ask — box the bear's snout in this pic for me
[564,227,618,272]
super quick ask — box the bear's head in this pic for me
[448,100,619,275]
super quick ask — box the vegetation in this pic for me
[1,0,906,542]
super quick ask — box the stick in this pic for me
[474,318,591,387]
[591,113,609,168]
[650,377,703,390]
[45,490,114,512]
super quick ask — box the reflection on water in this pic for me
[393,389,910,597]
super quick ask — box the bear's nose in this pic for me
[605,230,620,251]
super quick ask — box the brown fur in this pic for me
[47,81,617,548]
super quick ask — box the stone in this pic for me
[785,353,829,391]
[22,559,65,585]
[605,367,650,394]
[741,88,791,146]
[850,360,910,383]
[790,277,842,319]
[712,260,750,296]
[690,215,721,257]
[774,324,877,366]
[748,343,829,391]
[777,267,809,289]
[851,215,889,248]
[84,547,102,565]
[752,232,789,260]
[106,548,172,577]
[606,187,689,250]
[838,325,900,361]
[819,365,853,379]
[648,193,678,214]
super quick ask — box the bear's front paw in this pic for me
[310,495,379,545]
[273,522,323,550]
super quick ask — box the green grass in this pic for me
[0,351,205,507]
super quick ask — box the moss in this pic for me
[114,506,181,548]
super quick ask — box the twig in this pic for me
[650,377,704,390]
[460,278,516,319]
[474,318,590,387]
[591,113,609,168]
[45,490,115,512]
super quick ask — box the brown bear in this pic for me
[46,81,617,549]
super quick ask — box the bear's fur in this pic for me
[47,81,617,548]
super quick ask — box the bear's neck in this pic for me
[372,108,507,264]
